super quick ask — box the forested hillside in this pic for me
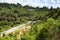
[0,3,60,40]
[0,3,49,32]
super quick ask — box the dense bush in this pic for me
[21,18,60,40]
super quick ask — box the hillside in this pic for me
[0,3,49,32]
[0,3,60,40]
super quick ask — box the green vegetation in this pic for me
[21,18,60,40]
[0,18,60,40]
[0,3,60,40]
